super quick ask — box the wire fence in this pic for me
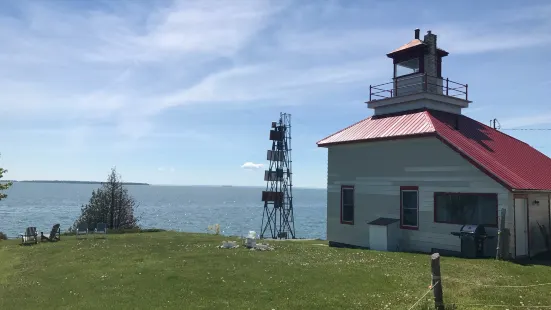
[407,265,551,309]
[408,281,439,310]
[446,279,551,289]
[455,305,551,308]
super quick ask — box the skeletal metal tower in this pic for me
[260,112,295,239]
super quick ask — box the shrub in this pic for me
[0,231,7,240]
[73,167,140,231]
[62,228,165,236]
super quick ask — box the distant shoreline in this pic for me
[2,180,149,186]
[0,181,324,189]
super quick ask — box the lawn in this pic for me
[1,232,550,309]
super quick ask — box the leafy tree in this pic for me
[73,167,139,230]
[0,159,12,240]
[0,165,12,201]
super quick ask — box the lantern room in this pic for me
[387,29,448,81]
[367,29,471,116]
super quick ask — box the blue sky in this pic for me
[0,0,550,188]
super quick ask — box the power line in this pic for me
[501,128,551,131]
[491,118,551,130]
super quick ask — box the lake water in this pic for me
[0,183,327,239]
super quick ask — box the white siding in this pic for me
[326,136,512,256]
[387,221,401,252]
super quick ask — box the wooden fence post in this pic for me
[496,208,506,260]
[431,253,444,310]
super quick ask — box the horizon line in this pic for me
[4,180,325,190]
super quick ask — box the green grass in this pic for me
[1,232,551,309]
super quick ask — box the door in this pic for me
[514,198,529,257]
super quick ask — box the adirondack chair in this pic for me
[19,227,38,245]
[41,223,61,242]
[94,223,108,239]
[76,223,89,239]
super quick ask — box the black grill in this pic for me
[451,224,491,258]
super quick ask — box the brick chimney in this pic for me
[423,30,438,93]
[423,30,437,77]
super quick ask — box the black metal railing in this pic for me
[369,73,468,102]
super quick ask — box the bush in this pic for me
[73,167,140,231]
[0,231,7,240]
[62,228,165,236]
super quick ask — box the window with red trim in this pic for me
[434,193,497,226]
[400,186,419,229]
[340,186,354,224]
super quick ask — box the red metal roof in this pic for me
[317,110,551,191]
[316,111,435,144]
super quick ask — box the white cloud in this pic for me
[1,0,550,156]
[435,26,551,55]
[497,3,551,23]
[161,59,387,109]
[273,28,410,56]
[0,0,288,150]
[241,162,264,170]
[424,5,551,55]
[158,167,175,173]
[85,0,284,64]
[270,5,551,57]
